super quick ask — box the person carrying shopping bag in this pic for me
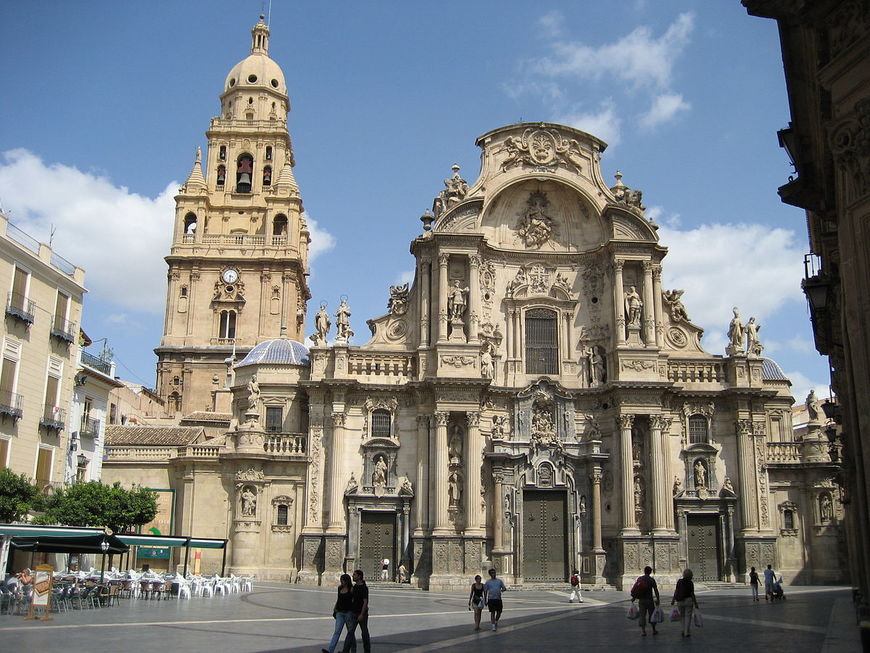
[671,568,700,638]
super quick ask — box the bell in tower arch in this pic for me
[236,154,254,193]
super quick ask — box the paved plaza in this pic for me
[0,583,860,652]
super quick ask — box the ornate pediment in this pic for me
[500,126,584,174]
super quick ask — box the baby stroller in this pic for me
[770,577,786,601]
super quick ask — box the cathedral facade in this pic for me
[102,19,844,590]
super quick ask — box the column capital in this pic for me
[416,414,429,427]
[469,254,482,268]
[590,470,603,485]
[438,253,450,267]
[466,411,481,427]
[649,414,672,431]
[435,411,450,426]
[618,413,635,429]
[612,258,624,273]
[642,260,653,273]
[652,264,662,280]
[734,418,753,436]
[331,412,346,427]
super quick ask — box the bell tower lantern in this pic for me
[155,16,311,416]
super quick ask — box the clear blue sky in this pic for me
[0,1,829,401]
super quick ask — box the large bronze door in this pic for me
[522,490,568,582]
[687,514,720,581]
[359,511,396,581]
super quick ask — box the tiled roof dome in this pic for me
[762,358,789,381]
[235,338,309,367]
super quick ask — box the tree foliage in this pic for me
[0,468,40,523]
[36,482,158,533]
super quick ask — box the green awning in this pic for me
[0,525,103,538]
[188,538,226,549]
[116,535,189,548]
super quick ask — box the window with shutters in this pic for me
[525,308,559,375]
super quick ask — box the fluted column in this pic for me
[735,419,759,531]
[468,255,481,343]
[649,415,671,534]
[492,472,505,552]
[619,414,639,534]
[591,466,604,551]
[642,260,655,345]
[419,259,430,347]
[433,411,450,533]
[414,415,429,534]
[652,264,664,348]
[613,259,625,347]
[562,311,572,359]
[465,411,482,534]
[437,254,449,343]
[327,411,346,532]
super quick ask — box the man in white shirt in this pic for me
[763,564,776,600]
[483,568,507,631]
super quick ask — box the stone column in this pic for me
[433,411,450,534]
[326,412,346,533]
[492,473,505,552]
[419,259,430,348]
[465,411,482,534]
[281,272,293,342]
[187,270,200,337]
[591,466,603,552]
[735,419,759,531]
[468,255,481,343]
[414,415,429,535]
[642,261,655,345]
[562,311,572,359]
[437,254,449,343]
[649,415,671,534]
[652,264,664,348]
[612,259,625,347]
[619,414,639,534]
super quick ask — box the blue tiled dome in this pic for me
[762,358,788,381]
[235,338,310,367]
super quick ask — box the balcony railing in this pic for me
[264,434,306,456]
[6,292,35,324]
[51,316,76,343]
[0,390,23,420]
[198,234,290,247]
[40,404,66,430]
[81,350,112,375]
[667,360,725,384]
[80,417,100,438]
[767,442,802,464]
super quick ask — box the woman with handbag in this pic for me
[468,575,486,630]
[671,568,700,638]
[323,574,355,653]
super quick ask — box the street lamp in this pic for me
[77,453,87,468]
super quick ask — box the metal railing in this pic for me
[50,251,76,276]
[6,291,35,324]
[0,390,23,419]
[81,350,112,375]
[40,404,66,430]
[80,417,100,438]
[51,316,76,343]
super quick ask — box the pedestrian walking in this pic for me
[671,568,699,638]
[630,566,660,636]
[322,574,355,653]
[749,566,760,601]
[341,570,370,653]
[484,568,507,631]
[380,558,390,582]
[763,564,776,601]
[569,569,583,603]
[468,574,486,630]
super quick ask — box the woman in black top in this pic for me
[468,574,485,630]
[671,568,700,638]
[323,574,354,653]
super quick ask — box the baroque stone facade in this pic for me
[101,18,844,590]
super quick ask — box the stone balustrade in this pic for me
[104,446,175,461]
[264,434,306,455]
[667,360,724,383]
[347,352,415,379]
[178,445,222,458]
[766,441,802,463]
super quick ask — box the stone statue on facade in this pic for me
[726,307,745,355]
[241,486,257,516]
[345,473,358,494]
[673,476,683,496]
[311,303,330,346]
[448,470,463,507]
[589,348,606,387]
[663,289,689,322]
[246,374,260,412]
[372,455,388,488]
[448,425,463,465]
[517,191,554,248]
[433,164,468,217]
[335,297,354,342]
[745,316,763,356]
[694,459,707,488]
[624,286,643,327]
[388,283,409,315]
[805,389,822,423]
[447,280,469,320]
[820,493,833,522]
[578,344,591,387]
[720,477,735,496]
[480,342,494,379]
[491,414,508,439]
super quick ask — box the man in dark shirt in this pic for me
[630,566,661,636]
[342,569,370,653]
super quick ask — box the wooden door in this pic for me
[522,490,568,581]
[687,514,720,581]
[359,511,395,582]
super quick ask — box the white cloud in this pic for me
[558,99,622,147]
[645,205,681,228]
[786,335,815,353]
[396,269,415,286]
[658,221,806,352]
[537,10,565,40]
[303,211,335,263]
[783,370,830,406]
[0,149,175,314]
[534,13,694,91]
[640,92,691,129]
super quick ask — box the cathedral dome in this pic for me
[236,338,309,367]
[223,16,287,98]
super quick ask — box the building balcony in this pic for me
[40,404,66,431]
[51,316,76,343]
[0,390,23,420]
[6,292,35,325]
[81,350,112,375]
[80,417,100,438]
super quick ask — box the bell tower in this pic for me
[155,16,310,416]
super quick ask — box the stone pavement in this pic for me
[0,583,860,652]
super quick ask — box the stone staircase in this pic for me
[697,581,745,591]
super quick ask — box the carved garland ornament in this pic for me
[501,127,584,173]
